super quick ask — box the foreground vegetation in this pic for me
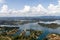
[0,29,42,40]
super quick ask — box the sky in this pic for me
[0,0,60,17]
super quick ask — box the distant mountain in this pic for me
[0,16,60,21]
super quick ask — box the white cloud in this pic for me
[20,5,30,13]
[0,5,9,17]
[0,0,5,3]
[0,0,60,17]
[47,0,60,16]
[0,5,8,13]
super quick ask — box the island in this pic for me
[38,23,60,29]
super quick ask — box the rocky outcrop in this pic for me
[44,34,60,40]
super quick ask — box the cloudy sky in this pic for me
[0,0,60,17]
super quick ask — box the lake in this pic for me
[0,20,60,40]
[17,20,60,40]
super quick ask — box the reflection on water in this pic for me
[19,22,60,33]
[0,20,60,40]
[17,21,60,40]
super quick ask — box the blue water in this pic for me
[16,22,60,40]
[0,20,60,40]
[38,30,50,40]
